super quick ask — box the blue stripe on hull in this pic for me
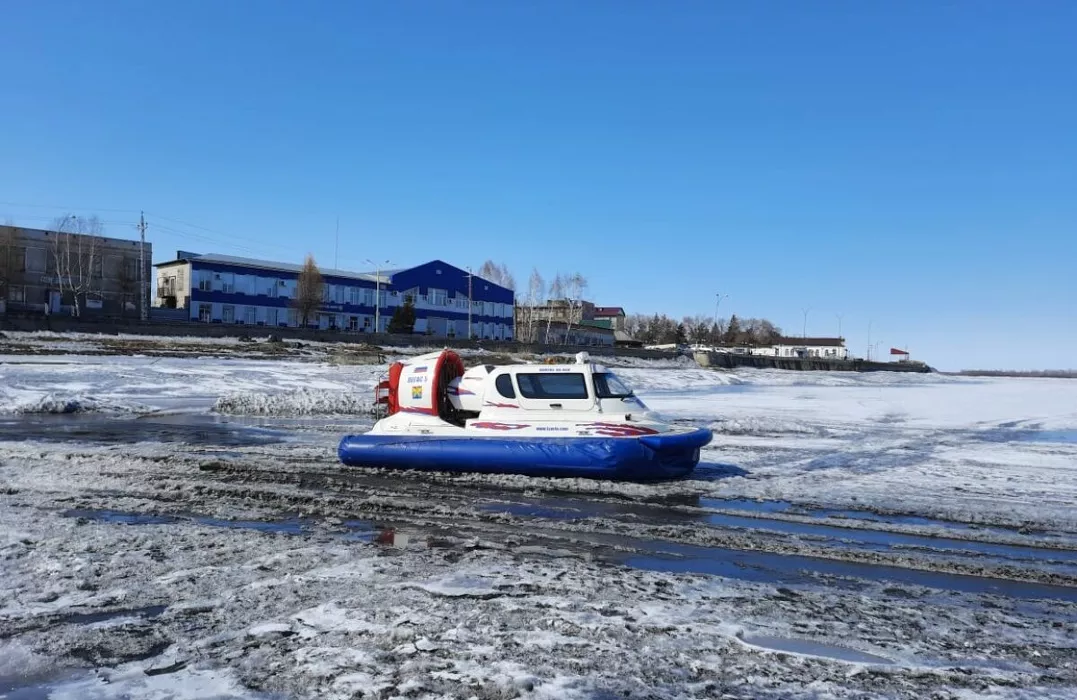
[337,428,713,481]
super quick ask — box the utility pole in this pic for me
[836,313,844,339]
[365,258,392,333]
[138,211,147,321]
[465,267,474,340]
[801,307,811,340]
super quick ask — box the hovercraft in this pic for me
[338,349,713,481]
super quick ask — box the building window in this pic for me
[198,304,212,322]
[222,305,235,323]
[266,308,278,326]
[198,270,212,291]
[8,285,25,302]
[516,373,589,400]
[348,316,359,331]
[245,307,256,325]
[24,248,47,273]
[176,272,185,292]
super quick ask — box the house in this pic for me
[153,252,515,339]
[0,224,151,317]
[771,337,848,359]
[592,306,627,332]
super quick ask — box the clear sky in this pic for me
[2,1,1075,370]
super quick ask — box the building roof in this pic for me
[3,224,147,249]
[576,320,616,333]
[593,306,626,317]
[154,251,383,283]
[774,336,846,347]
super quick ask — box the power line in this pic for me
[0,199,143,214]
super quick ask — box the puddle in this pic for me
[0,414,287,447]
[193,516,308,535]
[1020,430,1077,444]
[480,502,584,520]
[621,540,1077,602]
[64,509,312,535]
[701,498,1071,543]
[702,498,796,515]
[57,605,167,626]
[739,633,893,665]
[979,428,1077,445]
[702,511,1077,566]
[0,671,85,700]
[65,510,180,526]
[63,509,382,541]
[478,495,705,525]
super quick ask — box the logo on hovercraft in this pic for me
[411,386,424,400]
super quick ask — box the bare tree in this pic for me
[683,314,714,345]
[523,268,544,342]
[294,254,323,327]
[544,273,565,343]
[0,225,14,302]
[117,257,138,314]
[478,260,516,291]
[50,215,103,317]
[563,272,589,340]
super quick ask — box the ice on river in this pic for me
[2,349,1077,698]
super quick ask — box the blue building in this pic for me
[153,252,515,339]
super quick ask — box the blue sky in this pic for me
[2,1,1075,370]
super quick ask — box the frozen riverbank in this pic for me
[1,353,1076,697]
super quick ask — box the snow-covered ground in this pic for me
[1,350,1076,698]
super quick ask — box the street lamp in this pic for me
[364,258,392,333]
[713,293,728,330]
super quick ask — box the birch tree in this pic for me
[563,272,588,340]
[544,274,565,343]
[524,268,544,342]
[50,215,103,317]
[477,260,516,291]
[294,254,323,327]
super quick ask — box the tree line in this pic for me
[625,313,783,346]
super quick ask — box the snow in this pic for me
[1,346,1076,697]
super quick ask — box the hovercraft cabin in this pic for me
[153,252,515,339]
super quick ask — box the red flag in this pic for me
[890,347,908,355]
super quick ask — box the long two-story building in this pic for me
[153,252,515,339]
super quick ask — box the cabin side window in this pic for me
[516,373,589,400]
[495,374,517,399]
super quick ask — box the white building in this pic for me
[771,337,848,359]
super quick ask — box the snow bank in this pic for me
[0,389,150,415]
[213,389,376,416]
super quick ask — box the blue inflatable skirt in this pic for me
[337,428,713,481]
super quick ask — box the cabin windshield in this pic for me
[594,372,634,399]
